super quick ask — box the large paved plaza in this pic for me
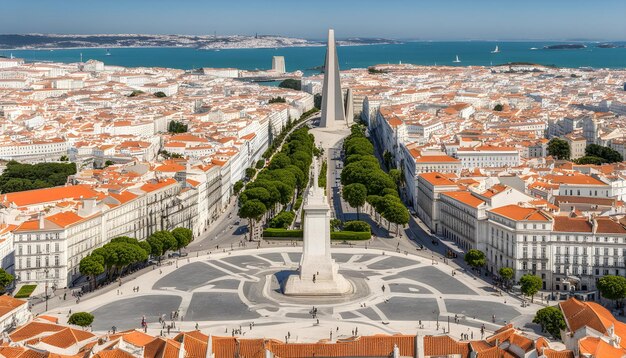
[49,247,540,342]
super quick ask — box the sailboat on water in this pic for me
[453,55,461,63]
[105,49,111,56]
[491,45,500,53]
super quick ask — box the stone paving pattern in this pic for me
[70,248,535,337]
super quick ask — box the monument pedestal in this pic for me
[283,260,352,296]
[283,157,352,297]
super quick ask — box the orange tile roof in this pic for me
[45,212,86,228]
[489,205,551,222]
[419,172,458,186]
[9,321,66,343]
[552,216,592,233]
[156,163,186,172]
[0,295,27,318]
[108,190,138,204]
[415,154,460,163]
[545,174,607,186]
[93,349,135,358]
[0,346,47,358]
[3,185,98,207]
[559,297,626,350]
[424,336,470,357]
[109,329,154,347]
[578,336,626,357]
[441,191,485,208]
[39,327,95,349]
[140,178,177,193]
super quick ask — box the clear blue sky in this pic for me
[2,0,625,41]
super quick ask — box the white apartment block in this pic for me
[487,204,626,295]
[456,145,521,169]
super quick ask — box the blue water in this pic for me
[2,42,626,73]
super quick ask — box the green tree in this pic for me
[493,104,504,111]
[464,249,486,272]
[239,199,267,241]
[104,160,114,167]
[597,275,626,307]
[269,153,292,170]
[128,90,144,97]
[269,211,296,229]
[343,220,371,232]
[585,144,623,163]
[389,169,402,188]
[547,138,570,160]
[278,79,301,90]
[79,255,104,291]
[154,91,167,98]
[382,198,410,235]
[233,180,244,195]
[365,171,396,196]
[168,120,188,133]
[343,183,367,220]
[172,227,193,252]
[498,267,514,289]
[0,268,14,293]
[255,160,265,169]
[314,94,322,109]
[575,156,605,165]
[533,306,566,340]
[245,167,256,179]
[146,236,164,258]
[59,155,69,162]
[345,138,374,156]
[0,161,77,194]
[268,96,286,103]
[68,312,94,327]
[520,274,543,303]
[150,231,177,254]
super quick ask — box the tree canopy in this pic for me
[498,267,514,288]
[278,79,301,90]
[584,144,623,163]
[520,274,543,302]
[464,249,486,270]
[172,227,193,252]
[343,183,367,219]
[597,275,626,306]
[533,306,565,340]
[0,161,76,194]
[168,120,188,133]
[269,211,295,229]
[68,312,94,327]
[79,255,104,291]
[0,269,14,293]
[547,138,570,160]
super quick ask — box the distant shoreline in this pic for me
[0,42,402,52]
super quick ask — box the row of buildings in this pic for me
[0,57,314,289]
[309,63,626,296]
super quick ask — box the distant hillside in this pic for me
[0,34,402,50]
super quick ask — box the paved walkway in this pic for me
[43,247,542,343]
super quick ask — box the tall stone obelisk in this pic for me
[319,29,346,129]
[283,159,352,296]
